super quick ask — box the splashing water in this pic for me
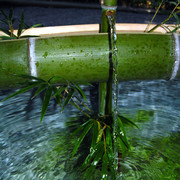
[106,10,121,179]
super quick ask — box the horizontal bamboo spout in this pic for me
[0,33,179,89]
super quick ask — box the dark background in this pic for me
[0,0,177,28]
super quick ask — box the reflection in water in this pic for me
[0,80,180,179]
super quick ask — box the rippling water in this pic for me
[0,80,180,179]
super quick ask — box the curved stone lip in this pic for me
[0,23,179,38]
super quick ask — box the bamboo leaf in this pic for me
[91,142,104,166]
[169,1,178,6]
[160,25,171,33]
[97,125,106,143]
[17,12,24,38]
[118,115,138,128]
[82,141,103,169]
[9,8,13,20]
[2,81,43,102]
[83,82,93,86]
[118,136,128,160]
[0,9,9,21]
[71,119,94,136]
[172,13,180,24]
[0,19,9,25]
[0,28,11,36]
[170,26,180,33]
[105,128,115,179]
[0,36,16,40]
[72,121,93,157]
[31,84,47,99]
[90,121,99,151]
[105,127,112,148]
[52,86,61,107]
[101,153,108,180]
[15,74,45,82]
[40,86,53,122]
[71,82,87,102]
[61,89,74,112]
[53,86,66,97]
[117,116,130,149]
[107,153,115,180]
[29,24,43,28]
[84,165,96,180]
[48,76,62,84]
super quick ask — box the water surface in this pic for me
[0,80,179,179]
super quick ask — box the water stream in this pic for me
[107,11,122,179]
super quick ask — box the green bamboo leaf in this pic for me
[118,136,128,160]
[90,142,104,166]
[9,8,13,20]
[171,26,180,33]
[117,116,130,149]
[15,74,45,82]
[105,128,115,179]
[53,86,66,97]
[0,27,11,36]
[148,24,160,33]
[2,81,43,102]
[90,121,99,151]
[101,153,108,180]
[0,19,9,25]
[160,25,171,33]
[82,141,104,169]
[118,115,138,128]
[71,119,94,136]
[0,9,9,20]
[52,86,61,107]
[72,121,93,157]
[71,82,87,102]
[0,36,16,40]
[40,86,53,122]
[61,89,74,112]
[29,24,43,28]
[105,128,114,178]
[173,13,180,24]
[169,1,178,6]
[17,12,24,38]
[105,127,112,148]
[97,125,106,143]
[84,165,96,180]
[48,76,62,84]
[31,84,47,99]
[83,82,93,86]
[107,153,115,180]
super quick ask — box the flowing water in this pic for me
[0,80,179,179]
[106,11,121,179]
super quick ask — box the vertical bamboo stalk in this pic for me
[99,0,117,115]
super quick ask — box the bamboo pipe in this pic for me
[0,33,179,89]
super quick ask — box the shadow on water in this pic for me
[0,80,180,179]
